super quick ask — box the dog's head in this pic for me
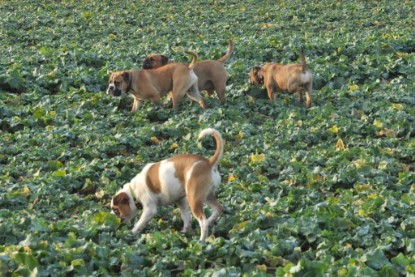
[249,66,264,86]
[110,188,137,222]
[142,54,169,69]
[106,71,131,96]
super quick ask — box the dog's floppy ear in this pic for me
[161,55,169,65]
[252,66,261,75]
[122,71,130,82]
[113,192,130,205]
[142,57,153,69]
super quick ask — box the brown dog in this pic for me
[142,40,234,103]
[249,50,313,108]
[107,51,205,112]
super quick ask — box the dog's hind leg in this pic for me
[305,81,312,108]
[177,197,192,233]
[187,85,206,109]
[214,81,226,103]
[206,192,224,227]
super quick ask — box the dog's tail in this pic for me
[186,50,198,70]
[300,47,307,73]
[217,39,234,63]
[199,128,224,168]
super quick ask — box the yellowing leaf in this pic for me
[21,186,30,197]
[396,52,408,58]
[328,125,339,134]
[358,209,366,217]
[247,95,255,104]
[95,189,105,199]
[250,153,265,163]
[355,183,371,192]
[169,143,179,150]
[349,84,359,92]
[34,169,41,177]
[108,33,116,40]
[261,23,274,29]
[392,103,404,111]
[338,268,348,276]
[47,68,59,77]
[236,131,244,140]
[353,159,364,169]
[368,193,379,200]
[228,174,236,182]
[52,170,67,177]
[353,200,363,206]
[381,128,396,138]
[336,139,347,151]
[373,119,383,128]
[378,160,388,170]
[150,136,160,145]
[257,264,267,272]
[229,220,250,234]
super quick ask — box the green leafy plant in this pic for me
[1,0,414,275]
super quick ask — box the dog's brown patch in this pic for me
[166,154,208,186]
[146,163,161,193]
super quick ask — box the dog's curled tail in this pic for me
[217,39,234,63]
[185,50,198,70]
[300,47,307,73]
[199,128,224,168]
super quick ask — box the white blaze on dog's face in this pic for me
[111,189,137,221]
[106,71,130,97]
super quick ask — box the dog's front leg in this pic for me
[131,97,142,112]
[132,206,157,234]
[266,85,275,101]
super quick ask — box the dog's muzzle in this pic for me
[107,84,122,97]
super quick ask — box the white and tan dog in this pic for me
[111,128,224,241]
[107,51,205,111]
[249,50,313,108]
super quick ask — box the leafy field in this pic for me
[1,0,415,276]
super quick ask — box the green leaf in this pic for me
[363,248,392,270]
[14,252,38,271]
[52,170,67,177]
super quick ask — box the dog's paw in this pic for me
[181,226,192,233]
[131,227,142,234]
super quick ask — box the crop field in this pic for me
[1,0,415,276]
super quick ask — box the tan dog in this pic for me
[107,51,205,111]
[249,50,313,108]
[110,128,224,241]
[142,40,234,103]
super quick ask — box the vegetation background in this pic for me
[1,0,414,276]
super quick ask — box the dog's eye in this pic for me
[112,208,120,216]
